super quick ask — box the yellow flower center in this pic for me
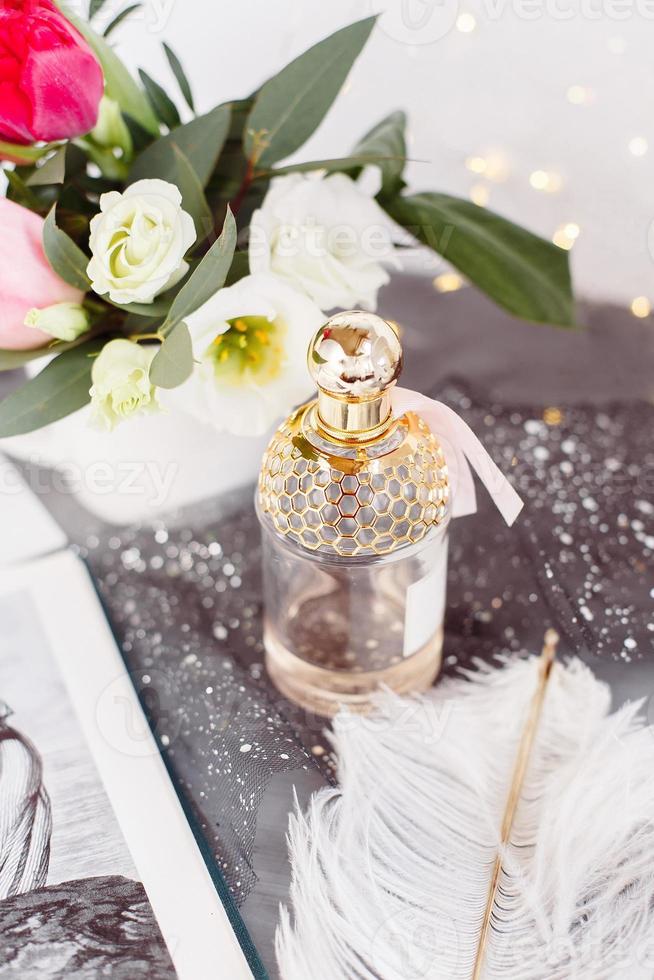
[209,316,286,385]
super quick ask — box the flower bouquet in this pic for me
[0,2,574,449]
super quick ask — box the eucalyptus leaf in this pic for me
[128,103,230,187]
[89,0,107,17]
[244,16,376,167]
[149,321,193,388]
[258,153,406,179]
[162,208,236,334]
[139,69,181,130]
[123,313,160,334]
[43,206,90,292]
[26,146,67,186]
[107,262,199,321]
[171,145,213,240]
[4,170,42,210]
[385,193,575,327]
[0,341,101,436]
[104,295,173,317]
[122,113,153,155]
[63,6,159,136]
[0,139,53,164]
[103,3,142,37]
[163,42,195,112]
[350,110,407,197]
[224,249,249,286]
[0,347,57,373]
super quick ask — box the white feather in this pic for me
[276,656,654,980]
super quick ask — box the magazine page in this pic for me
[0,550,256,980]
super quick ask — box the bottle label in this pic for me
[403,538,448,657]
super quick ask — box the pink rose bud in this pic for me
[0,198,84,350]
[0,0,104,145]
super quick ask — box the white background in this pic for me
[86,0,654,310]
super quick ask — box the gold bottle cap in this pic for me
[307,311,402,441]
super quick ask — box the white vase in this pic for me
[1,405,270,525]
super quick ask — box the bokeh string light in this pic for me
[451,22,648,317]
[628,137,648,158]
[433,273,465,293]
[630,296,651,319]
[388,19,647,317]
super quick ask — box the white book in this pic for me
[0,455,67,564]
[0,549,257,980]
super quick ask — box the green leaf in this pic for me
[43,206,90,292]
[171,145,212,240]
[26,145,67,186]
[104,296,173,318]
[258,153,406,180]
[139,69,181,130]
[0,341,100,436]
[128,103,230,187]
[4,170,43,210]
[224,249,249,286]
[89,0,108,17]
[121,112,153,155]
[162,207,236,334]
[0,139,54,164]
[163,42,195,112]
[351,110,407,197]
[244,16,376,167]
[385,192,575,327]
[0,347,56,373]
[104,3,142,37]
[63,6,159,136]
[123,313,160,334]
[149,322,193,388]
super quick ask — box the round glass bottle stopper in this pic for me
[307,312,403,437]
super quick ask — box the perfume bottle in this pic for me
[256,311,450,716]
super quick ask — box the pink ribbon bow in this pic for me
[392,387,523,527]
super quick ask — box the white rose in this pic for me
[89,339,158,430]
[87,179,196,305]
[163,273,324,437]
[249,172,396,312]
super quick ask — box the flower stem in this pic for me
[231,156,255,216]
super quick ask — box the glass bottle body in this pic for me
[257,398,450,716]
[258,509,449,716]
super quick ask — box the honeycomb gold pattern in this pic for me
[258,406,449,557]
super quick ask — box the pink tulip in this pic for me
[0,0,104,145]
[0,197,84,350]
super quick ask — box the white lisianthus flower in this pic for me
[24,302,89,342]
[249,172,397,312]
[164,273,324,437]
[89,339,159,430]
[87,179,196,305]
